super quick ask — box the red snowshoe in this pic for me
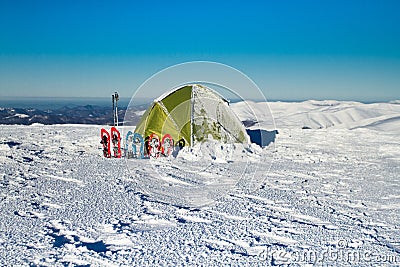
[161,134,174,156]
[148,133,160,158]
[111,126,121,158]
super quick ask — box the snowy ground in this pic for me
[1,101,399,266]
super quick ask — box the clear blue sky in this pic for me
[0,0,399,101]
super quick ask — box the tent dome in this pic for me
[134,84,249,146]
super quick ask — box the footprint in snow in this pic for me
[14,210,45,219]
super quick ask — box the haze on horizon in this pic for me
[0,0,399,102]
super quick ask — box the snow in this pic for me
[3,113,30,119]
[0,100,399,266]
[134,110,146,116]
[15,113,30,118]
[232,100,400,132]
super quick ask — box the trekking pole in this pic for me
[115,92,119,126]
[112,94,115,126]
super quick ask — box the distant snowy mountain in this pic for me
[231,100,400,132]
[0,105,135,125]
[2,100,399,134]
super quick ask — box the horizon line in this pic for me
[0,95,398,105]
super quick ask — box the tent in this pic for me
[134,84,249,147]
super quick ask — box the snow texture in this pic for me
[0,100,399,266]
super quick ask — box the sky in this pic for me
[0,0,399,102]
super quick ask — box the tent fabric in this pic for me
[134,84,249,146]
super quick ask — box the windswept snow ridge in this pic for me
[232,100,400,132]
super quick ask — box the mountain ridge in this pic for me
[0,105,135,125]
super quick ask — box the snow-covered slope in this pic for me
[0,100,399,266]
[232,100,400,132]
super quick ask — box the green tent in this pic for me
[134,84,249,146]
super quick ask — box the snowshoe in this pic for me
[100,128,111,158]
[132,133,144,159]
[148,133,160,159]
[111,126,121,158]
[125,131,134,159]
[161,134,174,157]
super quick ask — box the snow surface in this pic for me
[232,100,400,132]
[0,100,399,266]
